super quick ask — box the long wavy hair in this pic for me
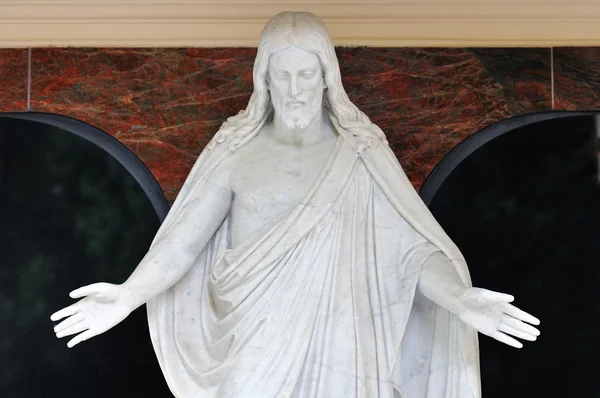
[206,11,387,154]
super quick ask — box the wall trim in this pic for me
[2,0,600,47]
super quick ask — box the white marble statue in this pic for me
[51,11,540,398]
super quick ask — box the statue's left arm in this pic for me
[417,252,540,348]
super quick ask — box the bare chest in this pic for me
[230,144,331,213]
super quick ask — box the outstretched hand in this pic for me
[457,287,540,348]
[50,283,136,348]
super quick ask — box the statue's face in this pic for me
[268,45,325,129]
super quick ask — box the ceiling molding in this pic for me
[1,0,600,47]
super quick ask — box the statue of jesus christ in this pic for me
[51,11,540,398]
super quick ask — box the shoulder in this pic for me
[207,128,272,188]
[229,129,275,169]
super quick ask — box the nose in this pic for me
[289,76,300,97]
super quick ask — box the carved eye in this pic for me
[300,70,316,78]
[274,72,288,80]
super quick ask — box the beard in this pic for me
[280,96,322,130]
[282,111,316,130]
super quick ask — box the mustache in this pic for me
[285,95,310,103]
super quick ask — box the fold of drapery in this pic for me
[147,134,480,398]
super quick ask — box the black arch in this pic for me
[0,112,170,221]
[419,110,598,204]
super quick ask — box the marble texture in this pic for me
[469,48,553,114]
[49,12,540,398]
[336,47,552,188]
[0,49,28,111]
[29,48,256,200]
[0,46,549,201]
[553,47,600,110]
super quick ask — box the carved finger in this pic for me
[54,313,84,333]
[501,315,540,337]
[67,330,95,348]
[491,331,523,348]
[498,322,537,341]
[50,303,80,322]
[502,303,540,325]
[56,321,89,339]
[480,290,514,303]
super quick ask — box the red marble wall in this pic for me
[0,49,28,111]
[0,46,596,202]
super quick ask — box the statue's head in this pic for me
[213,11,386,153]
[253,11,341,130]
[267,44,324,130]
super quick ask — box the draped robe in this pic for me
[146,125,481,398]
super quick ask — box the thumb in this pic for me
[69,282,112,299]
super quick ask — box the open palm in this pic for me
[457,287,540,348]
[50,283,136,348]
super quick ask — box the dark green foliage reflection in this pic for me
[427,115,600,397]
[0,118,171,397]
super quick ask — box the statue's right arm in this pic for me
[51,159,234,347]
[123,159,234,309]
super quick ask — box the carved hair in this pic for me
[207,11,387,153]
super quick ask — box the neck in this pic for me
[269,108,335,147]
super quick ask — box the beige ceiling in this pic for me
[1,0,599,47]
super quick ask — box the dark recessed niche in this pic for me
[0,113,172,397]
[420,112,600,397]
